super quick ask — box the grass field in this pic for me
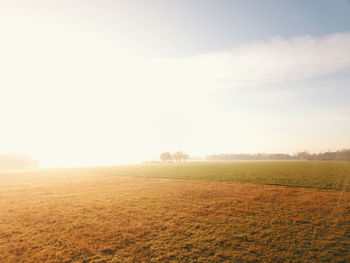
[0,161,349,262]
[37,161,350,190]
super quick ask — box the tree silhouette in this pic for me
[183,153,190,162]
[160,152,172,162]
[172,151,190,162]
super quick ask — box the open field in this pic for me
[0,162,349,262]
[34,161,350,190]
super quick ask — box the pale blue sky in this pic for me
[40,0,350,56]
[0,1,349,166]
[129,0,350,55]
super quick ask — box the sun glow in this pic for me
[1,2,349,167]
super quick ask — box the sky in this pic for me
[0,0,350,167]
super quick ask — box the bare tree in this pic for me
[172,152,181,162]
[183,153,190,162]
[172,151,189,162]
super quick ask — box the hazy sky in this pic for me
[1,0,350,167]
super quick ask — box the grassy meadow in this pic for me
[0,161,349,262]
[48,161,350,190]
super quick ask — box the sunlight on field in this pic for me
[48,161,350,190]
[0,162,349,262]
[1,1,349,262]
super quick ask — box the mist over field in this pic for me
[0,1,349,262]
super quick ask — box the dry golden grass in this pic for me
[0,169,349,262]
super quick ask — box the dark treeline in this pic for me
[207,149,350,161]
[0,154,38,170]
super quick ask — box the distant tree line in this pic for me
[298,149,350,161]
[206,149,350,161]
[160,151,190,162]
[0,154,38,170]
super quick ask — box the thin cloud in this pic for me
[155,33,350,90]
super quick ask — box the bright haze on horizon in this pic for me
[1,0,350,167]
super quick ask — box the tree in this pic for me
[160,152,172,162]
[183,153,190,162]
[172,151,182,162]
[172,151,189,162]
